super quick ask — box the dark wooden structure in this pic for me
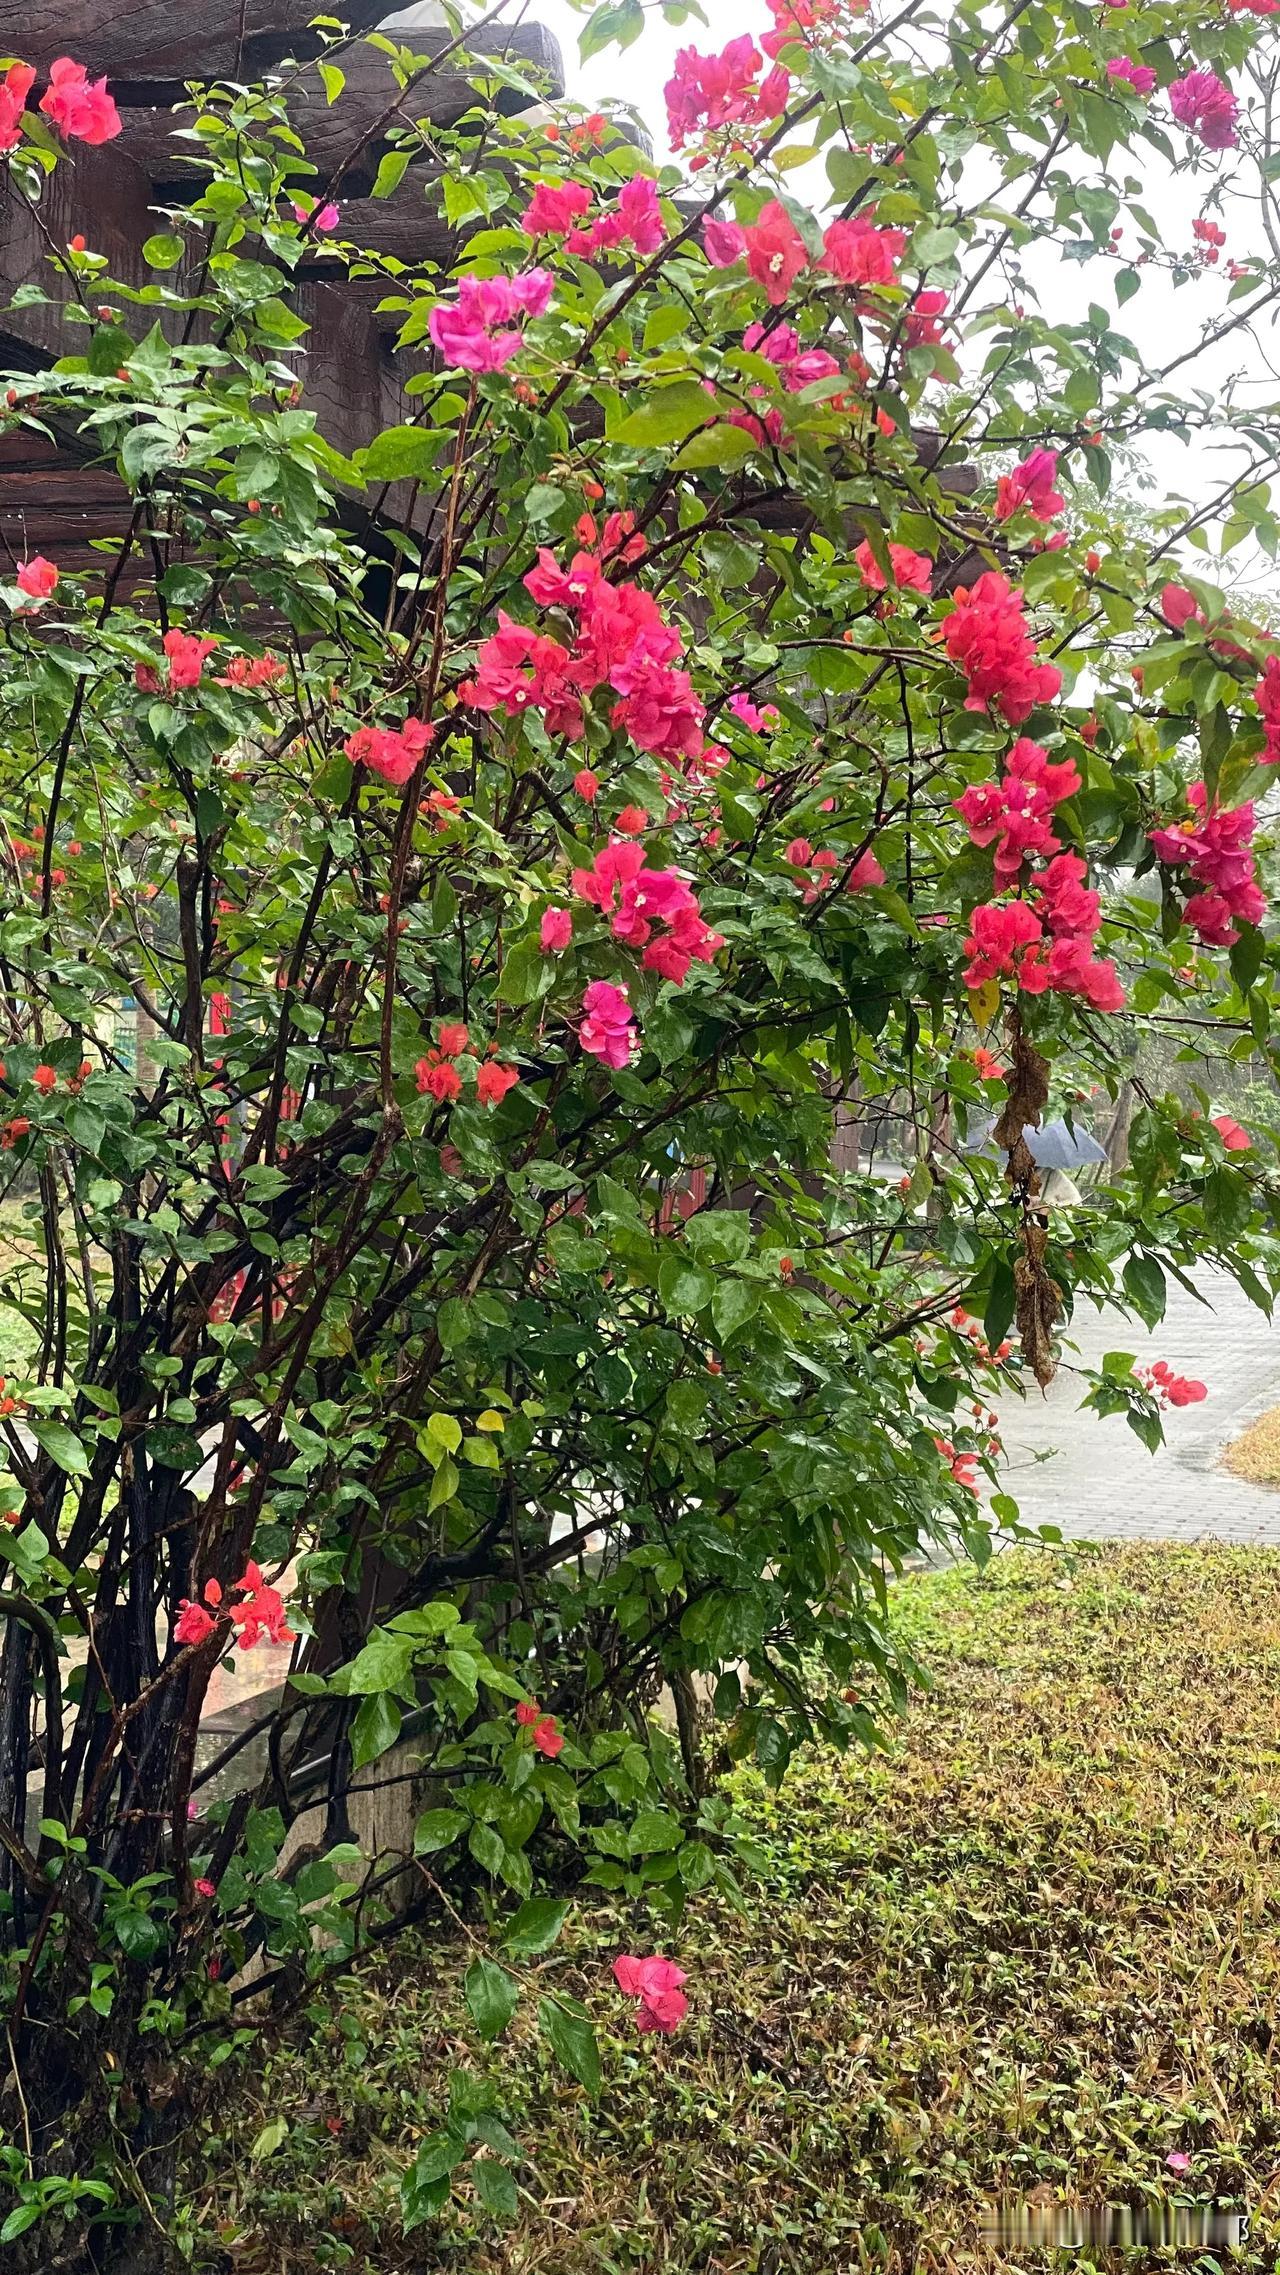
[0,5,565,571]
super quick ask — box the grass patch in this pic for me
[192,1547,1280,2272]
[1224,1405,1280,1488]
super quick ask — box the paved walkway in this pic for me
[991,1265,1280,1543]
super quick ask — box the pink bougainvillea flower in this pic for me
[610,656,705,762]
[1166,2151,1192,2173]
[515,1700,563,1754]
[574,768,600,801]
[39,57,121,145]
[846,848,885,892]
[854,538,932,594]
[742,200,809,304]
[162,628,218,690]
[174,1599,217,1646]
[291,199,338,229]
[163,631,216,687]
[613,1953,689,2035]
[15,555,58,600]
[461,616,584,739]
[428,270,555,372]
[821,214,905,286]
[665,36,789,149]
[436,1021,470,1059]
[941,573,1063,726]
[962,898,1044,986]
[935,1436,979,1492]
[579,978,637,1067]
[902,288,953,360]
[416,1051,463,1103]
[521,179,592,236]
[541,906,573,952]
[1169,69,1239,149]
[565,175,667,260]
[727,691,779,732]
[1161,582,1206,631]
[0,61,35,152]
[230,1562,296,1650]
[194,1877,216,1899]
[1149,781,1264,946]
[995,447,1065,524]
[222,652,287,689]
[573,842,723,984]
[476,1059,520,1108]
[345,717,434,786]
[1213,1113,1251,1150]
[1107,56,1156,96]
[738,321,838,401]
[703,217,747,267]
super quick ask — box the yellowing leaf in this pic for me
[476,1410,505,1432]
[970,979,1000,1035]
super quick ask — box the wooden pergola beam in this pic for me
[0,142,159,366]
[110,23,564,186]
[0,1,388,81]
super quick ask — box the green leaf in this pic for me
[629,1807,684,1854]
[614,383,716,449]
[250,2115,289,2161]
[401,2131,466,2233]
[672,423,757,470]
[658,1255,715,1317]
[429,1453,459,1511]
[318,60,345,103]
[414,1807,468,1853]
[524,482,566,524]
[501,1895,569,1957]
[469,1822,507,1877]
[34,1421,90,1477]
[312,752,353,803]
[1122,1251,1166,1328]
[579,0,645,61]
[350,1691,402,1769]
[362,426,439,482]
[113,1907,164,1962]
[465,1957,520,2040]
[914,223,961,268]
[983,1256,1016,1352]
[538,1996,601,2097]
[142,232,184,270]
[710,1279,760,1344]
[344,1629,416,1695]
[0,2207,43,2242]
[425,1410,462,1456]
[372,148,410,199]
[472,2158,519,2219]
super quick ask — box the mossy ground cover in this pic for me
[194,1547,1280,2272]
[1224,1407,1280,1488]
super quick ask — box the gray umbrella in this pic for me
[960,1115,1107,1169]
[1024,1119,1108,1170]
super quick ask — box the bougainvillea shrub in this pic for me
[2,0,1280,2257]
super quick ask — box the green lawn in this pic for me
[191,1547,1280,2272]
